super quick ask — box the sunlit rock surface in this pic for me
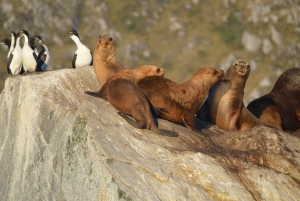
[0,67,299,201]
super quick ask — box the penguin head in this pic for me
[16,31,22,38]
[20,29,30,39]
[69,30,79,38]
[10,31,16,38]
[32,35,43,42]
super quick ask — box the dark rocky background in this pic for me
[0,0,299,103]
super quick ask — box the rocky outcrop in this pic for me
[0,67,300,201]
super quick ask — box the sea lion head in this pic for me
[134,65,165,82]
[192,67,224,88]
[209,68,224,81]
[232,59,250,77]
[96,34,115,51]
[225,59,250,81]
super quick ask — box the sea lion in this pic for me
[196,59,267,131]
[247,68,300,132]
[137,67,224,132]
[93,34,125,88]
[90,65,178,137]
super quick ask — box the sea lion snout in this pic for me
[216,69,224,80]
[97,34,114,49]
[156,67,165,76]
[233,60,250,76]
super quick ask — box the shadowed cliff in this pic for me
[0,67,299,201]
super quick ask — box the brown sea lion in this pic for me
[93,34,125,88]
[196,59,267,131]
[92,65,178,137]
[137,67,224,132]
[247,68,300,132]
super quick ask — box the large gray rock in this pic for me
[0,66,300,201]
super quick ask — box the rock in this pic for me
[241,31,261,52]
[219,54,238,71]
[0,67,300,200]
[259,77,272,87]
[262,38,273,54]
[270,25,283,47]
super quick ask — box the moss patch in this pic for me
[118,188,133,201]
[65,115,89,167]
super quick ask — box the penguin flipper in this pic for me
[7,54,13,75]
[37,49,45,60]
[33,52,38,63]
[72,54,77,68]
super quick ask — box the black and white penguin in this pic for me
[1,31,17,60]
[20,29,38,73]
[6,32,23,76]
[32,35,50,71]
[30,36,39,57]
[69,30,93,68]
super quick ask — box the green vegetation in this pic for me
[118,188,133,201]
[65,115,89,167]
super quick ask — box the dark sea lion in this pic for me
[196,59,267,131]
[137,67,224,132]
[93,34,125,88]
[92,65,178,137]
[247,68,300,132]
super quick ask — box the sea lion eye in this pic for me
[234,63,239,67]
[109,37,112,41]
[156,68,161,73]
[213,69,217,74]
[99,35,102,38]
[246,64,250,69]
[241,65,244,68]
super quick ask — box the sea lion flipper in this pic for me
[118,112,178,137]
[118,112,145,129]
[85,90,105,98]
[85,91,98,96]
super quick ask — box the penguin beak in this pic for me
[68,31,73,35]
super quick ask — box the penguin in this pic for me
[6,32,23,76]
[69,30,93,68]
[1,31,17,60]
[32,35,50,71]
[20,29,38,73]
[30,36,39,57]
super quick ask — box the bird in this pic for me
[32,35,50,71]
[1,31,17,62]
[5,32,23,76]
[68,30,93,68]
[20,29,38,73]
